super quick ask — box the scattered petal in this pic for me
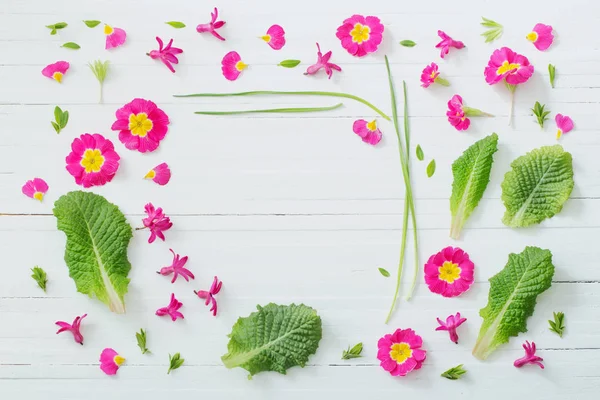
[555,113,574,139]
[304,43,341,79]
[424,246,474,297]
[336,14,384,57]
[111,98,170,153]
[104,25,126,49]
[65,134,120,188]
[144,162,171,185]
[262,24,286,50]
[527,23,554,51]
[352,119,382,145]
[100,348,125,375]
[22,178,49,201]
[42,61,69,83]
[221,51,247,81]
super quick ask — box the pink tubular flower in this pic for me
[555,113,574,140]
[196,7,226,41]
[421,62,449,88]
[527,24,554,51]
[336,14,384,57]
[141,202,173,243]
[111,98,170,153]
[221,51,247,81]
[377,328,426,377]
[156,293,184,321]
[55,314,87,345]
[42,61,69,83]
[158,249,194,283]
[262,24,285,50]
[446,94,492,131]
[147,37,183,73]
[304,43,341,79]
[435,30,465,59]
[514,341,544,369]
[424,246,474,297]
[104,25,126,49]
[436,313,467,344]
[22,178,49,201]
[65,134,120,188]
[352,119,382,145]
[194,276,223,316]
[484,47,534,86]
[100,348,125,375]
[144,162,171,185]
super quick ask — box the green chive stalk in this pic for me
[194,103,343,115]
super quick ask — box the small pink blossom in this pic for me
[424,246,474,297]
[221,51,247,81]
[304,43,341,79]
[111,98,170,153]
[421,62,449,88]
[352,119,382,145]
[100,348,125,375]
[514,341,544,369]
[141,203,173,243]
[147,37,183,73]
[156,293,184,321]
[65,134,120,188]
[197,7,226,41]
[262,24,285,50]
[158,249,194,283]
[484,47,534,86]
[377,328,426,377]
[527,24,554,51]
[104,25,126,49]
[447,95,470,131]
[336,14,384,57]
[194,276,222,316]
[22,178,48,201]
[555,113,574,140]
[144,162,171,186]
[435,30,465,59]
[42,61,69,83]
[435,312,467,344]
[55,314,87,345]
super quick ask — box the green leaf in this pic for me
[449,133,499,239]
[278,59,301,68]
[548,311,565,337]
[51,121,61,134]
[222,303,322,377]
[60,110,69,128]
[31,266,48,292]
[378,267,390,278]
[426,159,436,178]
[168,353,185,374]
[399,40,416,47]
[61,42,80,50]
[548,64,556,88]
[416,144,424,161]
[342,342,363,360]
[54,106,63,123]
[531,101,550,129]
[473,247,555,360]
[136,329,150,354]
[83,20,101,28]
[480,17,503,43]
[46,22,67,32]
[165,21,186,28]
[441,364,467,380]
[50,29,57,35]
[501,145,574,228]
[53,191,133,313]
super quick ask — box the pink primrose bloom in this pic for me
[65,134,120,188]
[377,328,426,377]
[424,246,474,297]
[336,14,384,57]
[111,98,170,153]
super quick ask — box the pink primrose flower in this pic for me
[111,98,170,153]
[65,134,120,188]
[424,246,474,297]
[336,14,384,57]
[377,328,426,376]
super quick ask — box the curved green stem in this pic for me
[175,90,390,121]
[194,103,343,115]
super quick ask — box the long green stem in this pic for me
[175,90,390,121]
[194,103,343,115]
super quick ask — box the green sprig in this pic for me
[136,329,150,354]
[441,364,467,380]
[480,17,503,43]
[31,266,48,292]
[168,353,185,374]
[342,343,363,360]
[88,60,110,103]
[532,101,551,129]
[46,22,67,35]
[548,311,565,337]
[51,106,69,134]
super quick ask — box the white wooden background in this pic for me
[1,0,599,398]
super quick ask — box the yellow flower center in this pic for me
[389,342,412,364]
[128,113,153,137]
[526,32,538,42]
[52,72,63,83]
[497,60,521,75]
[235,61,248,72]
[80,149,105,173]
[350,23,370,44]
[113,355,125,366]
[104,25,114,35]
[33,192,44,201]
[430,71,437,79]
[261,34,271,43]
[438,261,461,284]
[144,169,156,179]
[366,120,377,131]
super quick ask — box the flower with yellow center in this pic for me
[52,72,63,83]
[113,355,126,366]
[497,60,521,75]
[104,25,114,35]
[389,342,413,364]
[80,149,105,173]
[235,61,248,72]
[438,261,462,284]
[526,32,538,42]
[128,113,153,137]
[350,23,370,44]
[366,120,377,131]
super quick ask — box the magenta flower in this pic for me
[514,341,544,369]
[55,314,87,345]
[435,312,467,344]
[141,202,173,243]
[197,7,226,41]
[22,178,48,201]
[194,276,223,316]
[144,162,171,186]
[104,25,126,49]
[424,246,474,297]
[221,51,247,81]
[336,14,384,57]
[65,134,120,188]
[304,43,341,79]
[352,119,382,145]
[111,98,170,153]
[158,249,194,283]
[555,113,574,140]
[156,293,184,321]
[262,24,285,50]
[100,348,125,375]
[435,30,465,59]
[147,37,183,73]
[42,61,69,83]
[446,94,492,131]
[377,328,426,377]
[527,23,554,51]
[421,62,449,88]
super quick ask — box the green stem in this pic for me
[194,103,343,115]
[175,90,390,121]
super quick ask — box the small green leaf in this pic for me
[399,40,416,47]
[136,329,150,354]
[168,353,185,374]
[481,17,503,43]
[531,101,550,129]
[426,159,436,177]
[548,311,565,337]
[50,29,57,35]
[416,145,424,161]
[166,21,186,28]
[83,20,101,28]
[51,121,61,134]
[31,266,48,292]
[60,111,69,128]
[278,59,301,68]
[61,42,80,50]
[54,106,62,123]
[342,342,363,360]
[548,64,556,88]
[378,267,390,278]
[441,364,467,380]
[46,22,68,32]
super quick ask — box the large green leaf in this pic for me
[501,145,573,227]
[53,191,132,313]
[472,247,554,360]
[222,303,322,377]
[450,133,498,239]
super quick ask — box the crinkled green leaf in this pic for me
[83,20,101,28]
[165,21,186,28]
[473,247,555,360]
[222,303,322,377]
[53,191,132,313]
[450,133,498,239]
[501,145,574,228]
